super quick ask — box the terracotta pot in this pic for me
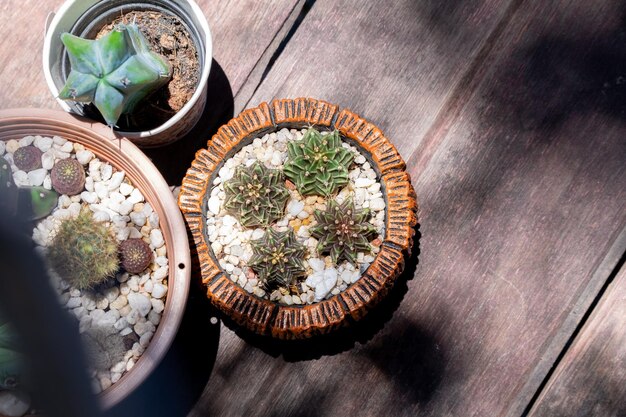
[0,108,190,408]
[179,97,418,340]
[42,0,212,148]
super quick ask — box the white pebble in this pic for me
[66,297,81,309]
[34,136,53,152]
[127,188,144,204]
[27,168,47,186]
[118,200,134,216]
[76,150,94,165]
[370,198,385,211]
[119,182,133,196]
[139,331,154,348]
[100,164,113,181]
[92,211,110,222]
[81,191,98,204]
[306,268,338,301]
[19,136,34,147]
[308,258,325,272]
[110,295,128,310]
[355,178,375,188]
[151,283,167,299]
[60,141,74,153]
[208,195,221,215]
[13,170,29,187]
[251,228,265,240]
[111,372,122,384]
[5,140,19,154]
[150,229,164,248]
[108,171,125,190]
[94,182,108,200]
[151,299,165,314]
[287,200,305,217]
[128,293,151,317]
[152,266,168,281]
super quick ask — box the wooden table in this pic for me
[2,0,625,416]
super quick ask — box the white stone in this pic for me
[79,315,92,333]
[66,297,81,309]
[155,256,168,267]
[151,283,167,299]
[150,229,164,248]
[94,182,108,200]
[130,212,146,227]
[93,211,110,222]
[19,136,34,147]
[0,390,30,417]
[99,377,112,391]
[305,268,338,302]
[144,280,154,293]
[116,227,130,241]
[127,188,144,204]
[148,212,159,228]
[96,297,109,310]
[287,200,305,217]
[76,150,94,165]
[53,208,71,220]
[208,195,221,215]
[355,177,375,188]
[128,275,140,292]
[110,294,128,310]
[13,170,29,187]
[100,164,113,181]
[34,136,53,152]
[308,258,325,272]
[153,266,168,281]
[108,171,125,190]
[118,200,134,216]
[27,168,46,186]
[148,310,161,326]
[128,293,151,317]
[251,228,265,240]
[120,327,133,336]
[370,198,385,211]
[111,372,122,384]
[43,176,52,190]
[126,358,136,372]
[126,309,141,325]
[119,182,133,196]
[104,286,120,302]
[128,227,142,239]
[81,191,98,204]
[5,140,19,154]
[151,299,165,314]
[60,141,73,153]
[139,331,154,348]
[230,245,243,257]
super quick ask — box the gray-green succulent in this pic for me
[248,228,307,289]
[283,128,354,197]
[59,23,172,127]
[223,161,290,228]
[310,198,378,265]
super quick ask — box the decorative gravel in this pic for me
[205,128,385,305]
[1,136,169,394]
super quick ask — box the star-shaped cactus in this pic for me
[59,23,171,127]
[248,228,306,289]
[310,198,378,265]
[283,128,354,197]
[223,161,290,228]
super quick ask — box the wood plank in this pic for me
[191,0,626,416]
[528,261,626,417]
[0,0,302,109]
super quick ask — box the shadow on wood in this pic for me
[218,225,422,361]
[144,59,234,185]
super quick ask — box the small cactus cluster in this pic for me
[119,238,153,274]
[47,208,119,290]
[59,23,172,127]
[283,128,354,197]
[310,198,378,265]
[50,158,85,196]
[0,155,57,220]
[248,228,306,289]
[223,161,290,228]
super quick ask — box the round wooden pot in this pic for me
[0,108,191,409]
[179,97,418,340]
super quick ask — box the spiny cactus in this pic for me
[82,326,127,373]
[223,161,290,228]
[47,208,119,290]
[13,146,42,171]
[51,158,85,196]
[59,23,172,127]
[248,228,306,289]
[119,238,153,274]
[0,156,57,220]
[283,128,354,197]
[310,198,378,265]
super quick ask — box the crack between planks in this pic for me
[234,0,316,113]
[517,226,626,417]
[406,0,526,181]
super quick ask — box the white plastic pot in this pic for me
[43,0,212,148]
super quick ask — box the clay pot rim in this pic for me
[0,108,191,408]
[179,98,418,340]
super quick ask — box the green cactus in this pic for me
[47,208,119,290]
[248,228,307,289]
[0,156,57,220]
[59,23,172,127]
[310,198,378,265]
[283,128,354,197]
[223,161,290,228]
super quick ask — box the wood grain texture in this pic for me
[0,0,301,109]
[528,263,626,417]
[191,0,626,416]
[179,98,418,339]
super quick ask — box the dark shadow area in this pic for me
[105,256,220,417]
[486,6,626,133]
[365,318,446,406]
[409,0,475,39]
[220,225,421,362]
[144,58,234,185]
